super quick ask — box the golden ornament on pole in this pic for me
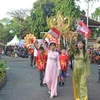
[47,12,72,34]
[47,12,73,47]
[24,34,36,47]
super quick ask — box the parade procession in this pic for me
[24,12,91,99]
[0,0,100,100]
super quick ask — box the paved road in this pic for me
[0,56,100,100]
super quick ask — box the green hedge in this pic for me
[0,61,8,83]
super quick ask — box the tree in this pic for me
[51,0,81,18]
[31,0,82,38]
[95,29,100,37]
[92,7,100,21]
[31,0,54,38]
[91,7,100,38]
[0,18,13,43]
[7,9,32,38]
[0,8,32,43]
[0,16,32,44]
[7,9,30,20]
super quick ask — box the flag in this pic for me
[48,27,61,39]
[45,34,60,45]
[77,21,92,39]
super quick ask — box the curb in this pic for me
[0,74,7,90]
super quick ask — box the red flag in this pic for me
[48,27,61,39]
[49,38,60,45]
[77,21,92,39]
[45,36,60,45]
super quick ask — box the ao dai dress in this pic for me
[70,39,90,100]
[73,50,90,100]
[43,50,60,97]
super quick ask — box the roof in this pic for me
[88,38,97,42]
[80,15,100,28]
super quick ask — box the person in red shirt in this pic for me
[29,45,34,66]
[36,47,47,86]
[59,47,69,86]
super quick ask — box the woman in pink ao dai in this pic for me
[43,42,61,99]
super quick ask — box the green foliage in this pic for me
[91,7,100,38]
[31,0,55,38]
[31,8,49,38]
[31,0,82,38]
[0,60,9,71]
[0,0,83,41]
[98,41,100,44]
[51,0,81,18]
[0,16,32,43]
[96,29,100,37]
[0,61,6,71]
[92,7,100,21]
[11,16,32,39]
[0,18,13,43]
[0,60,7,81]
[6,9,32,39]
[90,29,100,38]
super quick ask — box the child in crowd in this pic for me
[36,47,47,86]
[59,47,69,86]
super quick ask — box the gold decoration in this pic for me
[24,34,36,47]
[62,30,78,42]
[47,12,72,34]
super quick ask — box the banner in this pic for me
[48,27,61,39]
[77,21,91,39]
[45,34,60,45]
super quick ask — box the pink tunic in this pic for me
[43,50,60,96]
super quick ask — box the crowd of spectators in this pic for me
[88,47,100,64]
[2,46,29,58]
[1,44,100,65]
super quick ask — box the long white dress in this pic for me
[43,50,60,96]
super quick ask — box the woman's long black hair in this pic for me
[49,42,56,47]
[75,37,86,57]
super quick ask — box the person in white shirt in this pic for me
[34,48,38,67]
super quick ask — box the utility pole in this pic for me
[85,0,90,48]
[86,0,89,27]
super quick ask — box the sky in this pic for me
[0,0,37,19]
[0,0,100,19]
[76,0,100,16]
